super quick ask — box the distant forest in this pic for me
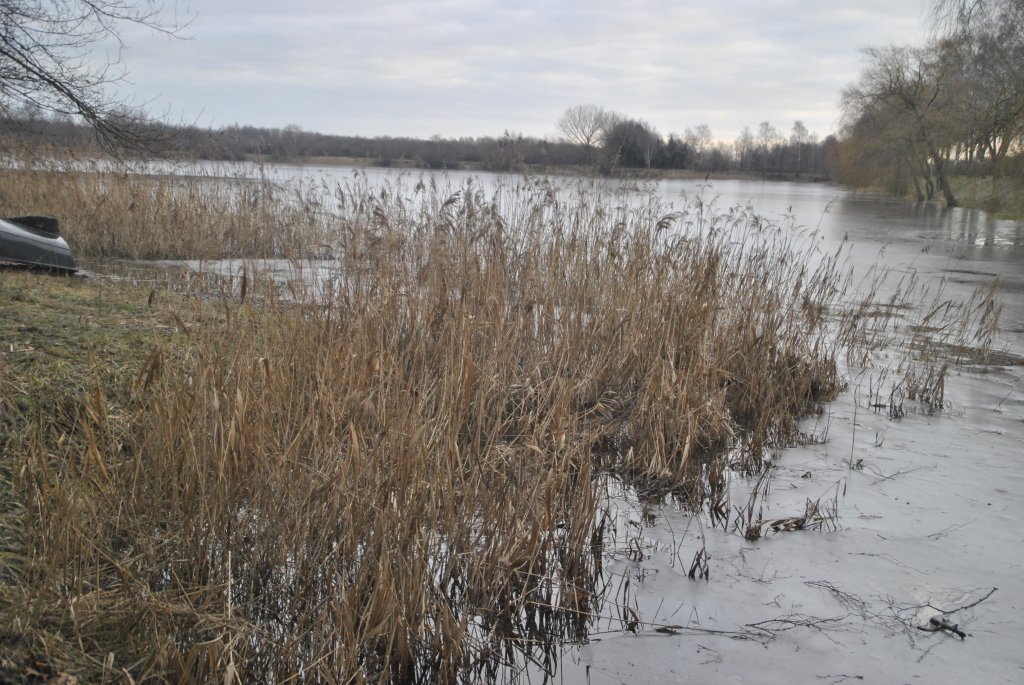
[2,107,834,179]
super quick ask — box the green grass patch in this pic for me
[948,175,1024,219]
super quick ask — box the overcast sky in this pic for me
[111,0,932,142]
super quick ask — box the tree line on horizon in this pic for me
[3,106,833,179]
[554,104,829,177]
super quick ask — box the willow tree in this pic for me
[930,0,1024,33]
[932,0,1024,208]
[841,44,961,205]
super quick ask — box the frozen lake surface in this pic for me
[541,176,1023,683]
[564,364,1023,684]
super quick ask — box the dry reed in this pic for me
[0,154,1000,683]
[1,152,330,259]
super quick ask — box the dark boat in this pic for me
[0,216,77,273]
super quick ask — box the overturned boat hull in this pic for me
[0,216,77,273]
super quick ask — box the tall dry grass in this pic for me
[1,156,1001,682]
[1,153,332,259]
[834,262,1002,416]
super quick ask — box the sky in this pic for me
[108,0,933,143]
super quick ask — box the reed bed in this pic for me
[0,157,1000,683]
[834,263,1002,416]
[0,153,331,259]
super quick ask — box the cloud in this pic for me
[110,0,931,140]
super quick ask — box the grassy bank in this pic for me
[948,175,1024,220]
[0,272,197,682]
[0,159,1002,683]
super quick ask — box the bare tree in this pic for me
[684,124,713,168]
[790,120,811,172]
[754,121,783,173]
[756,122,780,150]
[734,126,754,172]
[557,104,609,164]
[0,0,187,149]
[790,120,810,145]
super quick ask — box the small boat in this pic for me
[0,216,77,273]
